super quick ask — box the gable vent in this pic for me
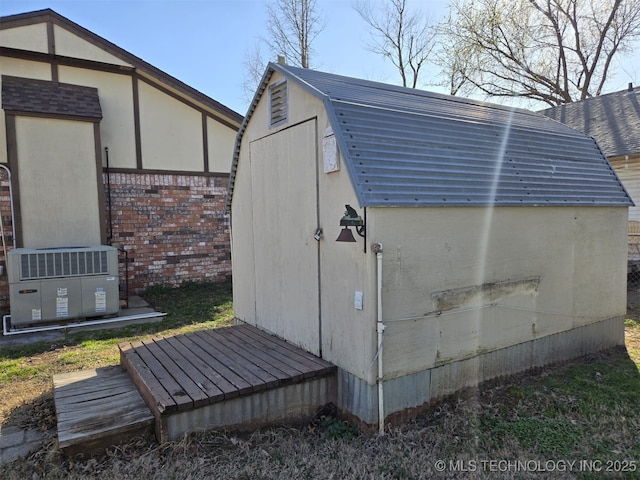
[269,80,288,126]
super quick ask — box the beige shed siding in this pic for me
[230,144,257,324]
[59,66,137,169]
[370,206,627,380]
[317,145,377,383]
[207,116,235,173]
[53,24,133,67]
[249,120,320,354]
[0,23,48,52]
[610,155,640,222]
[0,58,51,164]
[138,81,203,171]
[232,72,378,380]
[15,117,102,248]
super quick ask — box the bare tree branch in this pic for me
[436,0,640,105]
[265,0,325,68]
[241,0,325,105]
[355,0,437,88]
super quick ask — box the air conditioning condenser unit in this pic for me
[7,246,119,326]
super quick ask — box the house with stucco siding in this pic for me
[0,9,242,308]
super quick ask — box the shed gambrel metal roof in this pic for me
[540,87,640,159]
[228,64,632,209]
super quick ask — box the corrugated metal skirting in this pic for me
[337,316,624,426]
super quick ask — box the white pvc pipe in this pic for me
[0,164,16,256]
[3,311,167,336]
[375,244,385,435]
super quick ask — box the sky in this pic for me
[1,0,639,116]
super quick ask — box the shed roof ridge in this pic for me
[276,63,547,118]
[330,97,588,140]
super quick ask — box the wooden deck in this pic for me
[119,324,337,441]
[53,366,154,456]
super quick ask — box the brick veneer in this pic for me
[0,171,232,310]
[105,171,231,295]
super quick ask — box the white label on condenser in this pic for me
[95,288,107,312]
[57,287,68,297]
[354,291,363,310]
[56,296,69,317]
[32,309,42,321]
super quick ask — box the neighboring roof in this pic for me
[0,9,243,127]
[540,86,640,158]
[227,64,632,210]
[2,75,102,120]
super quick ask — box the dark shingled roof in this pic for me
[2,76,102,120]
[540,87,640,158]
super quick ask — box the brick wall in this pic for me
[106,171,231,295]
[0,170,232,310]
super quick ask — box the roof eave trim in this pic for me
[225,66,278,213]
[226,62,336,213]
[322,97,367,208]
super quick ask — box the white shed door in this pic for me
[249,119,320,355]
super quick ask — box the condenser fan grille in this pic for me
[20,250,110,280]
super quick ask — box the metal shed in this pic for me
[228,63,632,429]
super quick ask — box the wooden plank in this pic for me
[141,338,209,410]
[238,325,335,375]
[237,324,330,369]
[196,330,280,390]
[121,341,178,414]
[54,381,133,401]
[54,366,123,386]
[54,368,128,394]
[171,333,248,398]
[158,335,225,403]
[58,410,153,447]
[58,406,152,434]
[53,366,154,452]
[227,326,322,379]
[185,332,265,394]
[221,327,306,383]
[204,328,296,382]
[56,390,147,415]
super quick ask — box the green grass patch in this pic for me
[625,318,640,328]
[480,414,583,456]
[141,279,233,328]
[0,341,56,361]
[469,350,640,469]
[0,359,46,382]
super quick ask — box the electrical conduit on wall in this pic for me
[372,242,385,434]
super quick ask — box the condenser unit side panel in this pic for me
[9,281,43,326]
[81,275,119,317]
[40,278,83,323]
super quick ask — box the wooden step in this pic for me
[53,366,154,456]
[119,324,337,442]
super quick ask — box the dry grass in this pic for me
[1,286,639,479]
